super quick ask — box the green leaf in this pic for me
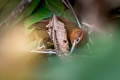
[45,0,65,16]
[15,0,41,24]
[24,1,52,33]
[20,0,41,18]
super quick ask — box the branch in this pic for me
[0,0,33,27]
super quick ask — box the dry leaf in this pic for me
[46,14,69,56]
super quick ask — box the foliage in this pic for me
[23,1,120,80]
[0,0,120,80]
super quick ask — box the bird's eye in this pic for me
[76,37,80,42]
[63,40,67,43]
[76,39,79,41]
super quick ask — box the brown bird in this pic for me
[28,21,53,49]
[58,17,84,44]
[28,16,87,53]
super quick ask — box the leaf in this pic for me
[24,1,52,33]
[24,1,51,27]
[45,0,65,16]
[62,10,76,23]
[46,14,69,56]
[15,0,41,24]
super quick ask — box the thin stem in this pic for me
[62,0,82,28]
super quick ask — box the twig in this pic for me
[62,0,82,28]
[30,49,56,54]
[0,0,33,27]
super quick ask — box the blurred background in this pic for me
[0,0,120,80]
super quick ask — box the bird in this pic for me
[28,16,88,54]
[28,21,53,49]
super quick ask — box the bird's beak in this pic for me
[70,37,81,55]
